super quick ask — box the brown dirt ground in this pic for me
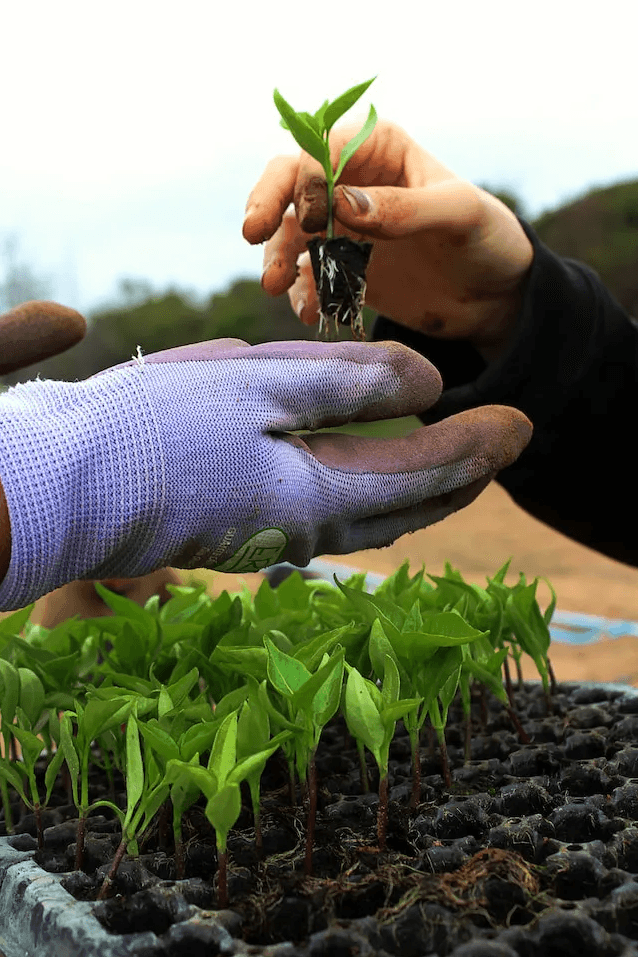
[196,482,638,688]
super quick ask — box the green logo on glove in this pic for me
[217,528,288,573]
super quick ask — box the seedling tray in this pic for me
[4,679,638,957]
[3,561,638,957]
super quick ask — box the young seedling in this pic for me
[343,662,419,850]
[59,696,135,870]
[340,578,487,797]
[166,710,285,907]
[0,667,49,847]
[273,78,377,340]
[262,637,345,874]
[97,712,171,900]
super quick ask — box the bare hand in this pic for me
[243,120,534,358]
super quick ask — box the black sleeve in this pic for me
[373,219,638,567]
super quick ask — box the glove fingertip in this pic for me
[0,301,87,375]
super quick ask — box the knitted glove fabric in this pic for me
[0,338,532,610]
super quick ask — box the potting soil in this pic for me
[307,236,372,340]
[5,681,638,956]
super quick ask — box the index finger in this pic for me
[243,154,299,245]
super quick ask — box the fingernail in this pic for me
[340,185,371,215]
[293,295,306,319]
[260,257,273,283]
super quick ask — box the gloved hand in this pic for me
[0,337,531,610]
[0,300,86,374]
[243,119,534,361]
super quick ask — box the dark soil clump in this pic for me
[307,235,373,340]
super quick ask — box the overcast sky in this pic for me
[1,0,637,315]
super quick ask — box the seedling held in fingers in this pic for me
[273,79,378,340]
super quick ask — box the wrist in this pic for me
[0,373,164,610]
[468,286,523,363]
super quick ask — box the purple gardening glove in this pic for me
[0,337,531,610]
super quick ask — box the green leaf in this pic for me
[229,739,285,787]
[10,723,44,768]
[44,746,66,805]
[166,760,217,802]
[139,720,181,766]
[166,667,200,710]
[403,600,425,633]
[212,647,268,682]
[262,629,294,655]
[92,673,154,697]
[505,584,550,683]
[368,618,398,680]
[168,760,201,818]
[334,104,378,181]
[135,783,170,840]
[205,783,242,853]
[381,654,401,709]
[311,650,344,731]
[273,89,327,166]
[257,680,298,733]
[124,714,145,817]
[381,697,422,725]
[542,578,558,627]
[417,646,464,707]
[266,637,311,697]
[296,110,323,136]
[0,605,35,645]
[337,579,406,632]
[439,667,461,717]
[208,710,238,788]
[213,685,250,721]
[462,657,508,704]
[179,717,222,763]
[313,98,330,127]
[292,624,353,671]
[343,667,385,757]
[0,659,20,726]
[157,685,173,719]
[17,668,45,729]
[487,558,512,586]
[288,647,342,714]
[59,711,80,787]
[81,696,133,745]
[391,612,486,662]
[110,620,155,676]
[0,756,28,803]
[323,77,376,132]
[237,699,269,758]
[94,583,159,630]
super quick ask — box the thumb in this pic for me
[299,405,532,481]
[334,180,483,240]
[291,404,532,553]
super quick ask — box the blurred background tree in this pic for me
[534,180,638,317]
[0,235,51,311]
[3,176,638,385]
